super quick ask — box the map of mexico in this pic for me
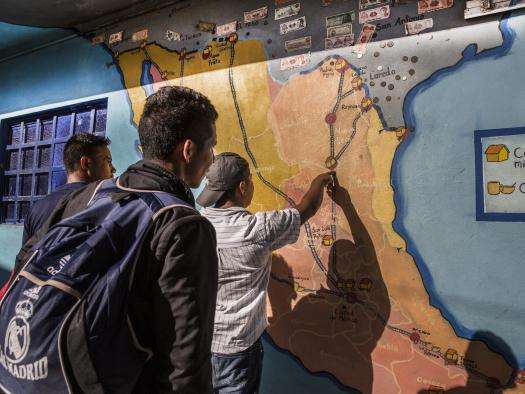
[97,2,525,392]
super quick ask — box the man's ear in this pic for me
[181,139,196,163]
[79,156,91,173]
[238,180,247,195]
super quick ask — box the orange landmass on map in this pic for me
[266,57,518,393]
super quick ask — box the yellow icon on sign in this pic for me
[485,144,510,162]
[487,181,516,195]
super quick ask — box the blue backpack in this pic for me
[0,178,194,393]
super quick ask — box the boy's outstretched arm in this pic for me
[296,172,334,224]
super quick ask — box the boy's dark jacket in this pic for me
[10,160,218,393]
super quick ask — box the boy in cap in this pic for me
[197,152,333,393]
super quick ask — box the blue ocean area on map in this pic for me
[395,12,525,368]
[141,60,155,96]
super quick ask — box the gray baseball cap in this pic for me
[197,152,250,207]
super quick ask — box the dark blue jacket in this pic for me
[22,182,87,245]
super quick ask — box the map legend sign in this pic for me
[465,0,525,19]
[475,127,525,221]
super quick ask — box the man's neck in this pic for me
[216,200,245,209]
[66,173,89,184]
[146,158,183,180]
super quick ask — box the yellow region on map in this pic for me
[118,40,297,211]
[116,39,519,393]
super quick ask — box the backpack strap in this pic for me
[150,191,195,221]
[114,177,197,220]
[86,178,125,206]
[11,183,95,289]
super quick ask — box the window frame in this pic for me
[0,98,108,224]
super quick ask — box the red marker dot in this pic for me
[325,112,337,124]
[410,332,420,344]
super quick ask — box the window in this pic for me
[0,99,108,224]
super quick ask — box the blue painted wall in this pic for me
[0,32,138,280]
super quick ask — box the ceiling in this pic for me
[0,0,176,29]
[0,0,181,61]
[0,23,75,61]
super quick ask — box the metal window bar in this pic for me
[69,112,75,137]
[30,121,40,206]
[1,99,108,224]
[46,116,58,196]
[89,108,96,134]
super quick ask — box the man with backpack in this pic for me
[0,86,219,393]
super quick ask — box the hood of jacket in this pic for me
[118,160,196,207]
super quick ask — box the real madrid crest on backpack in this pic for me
[0,178,193,393]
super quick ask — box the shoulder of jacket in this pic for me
[155,205,215,232]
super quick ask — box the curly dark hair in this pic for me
[64,133,111,173]
[138,86,218,160]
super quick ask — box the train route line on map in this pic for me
[324,61,369,280]
[227,41,369,293]
[328,73,346,158]
[179,50,185,85]
[227,41,340,290]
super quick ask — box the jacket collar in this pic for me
[118,160,195,207]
